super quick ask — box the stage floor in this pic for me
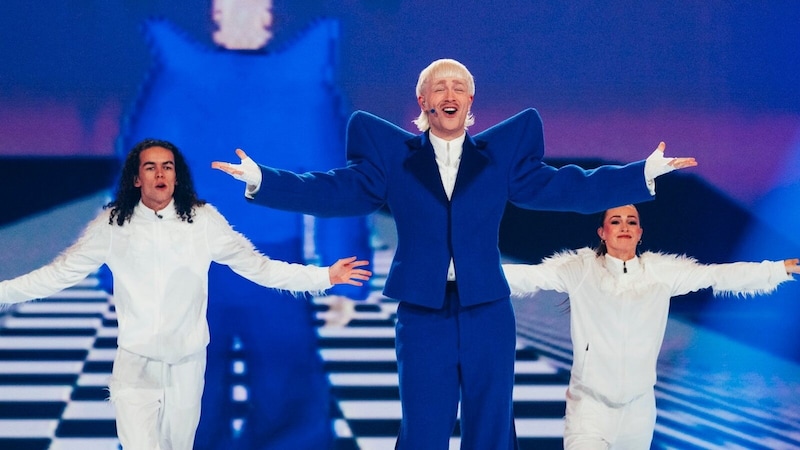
[1,196,799,449]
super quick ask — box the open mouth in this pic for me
[442,106,457,115]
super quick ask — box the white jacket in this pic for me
[0,200,332,363]
[504,249,792,405]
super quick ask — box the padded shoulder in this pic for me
[473,108,542,140]
[348,110,416,141]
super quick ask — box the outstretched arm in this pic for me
[328,256,373,286]
[502,250,586,295]
[661,255,795,298]
[503,264,546,294]
[212,146,383,217]
[0,215,108,304]
[509,143,697,214]
[213,111,400,217]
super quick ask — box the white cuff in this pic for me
[643,149,676,196]
[245,183,260,200]
[229,156,262,199]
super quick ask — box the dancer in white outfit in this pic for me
[503,204,799,450]
[0,139,372,450]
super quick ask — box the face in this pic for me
[418,75,473,140]
[134,146,177,211]
[212,0,273,49]
[597,205,643,260]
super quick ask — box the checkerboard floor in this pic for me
[1,246,799,449]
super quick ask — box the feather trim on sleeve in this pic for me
[644,252,793,298]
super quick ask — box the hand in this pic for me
[211,148,262,187]
[644,141,698,179]
[784,258,800,275]
[329,256,372,286]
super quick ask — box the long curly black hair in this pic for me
[105,139,205,226]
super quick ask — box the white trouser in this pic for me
[563,385,656,450]
[108,348,206,450]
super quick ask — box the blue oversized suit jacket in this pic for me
[252,109,653,309]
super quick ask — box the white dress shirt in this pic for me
[429,132,466,281]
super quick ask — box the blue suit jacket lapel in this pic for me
[404,132,489,203]
[405,133,448,204]
[454,134,489,196]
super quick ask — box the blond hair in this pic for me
[412,59,475,132]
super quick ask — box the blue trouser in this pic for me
[395,282,519,450]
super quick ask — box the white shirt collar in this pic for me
[136,198,176,221]
[603,253,641,275]
[429,132,466,168]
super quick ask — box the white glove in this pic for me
[212,150,263,198]
[227,155,262,187]
[643,142,675,195]
[644,143,677,181]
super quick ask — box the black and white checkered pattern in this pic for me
[2,248,800,449]
[316,247,568,450]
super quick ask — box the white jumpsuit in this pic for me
[503,249,793,450]
[0,200,332,450]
